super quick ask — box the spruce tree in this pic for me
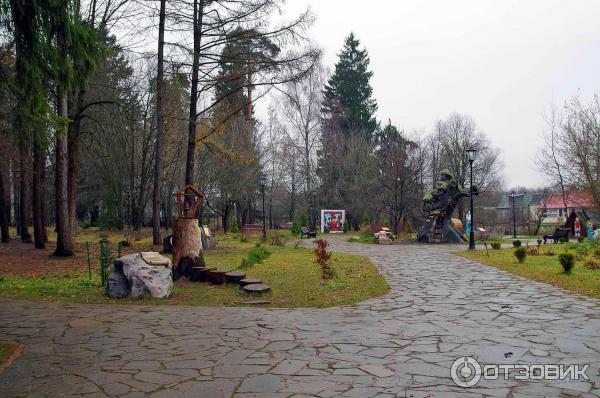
[322,32,378,139]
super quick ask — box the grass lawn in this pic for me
[457,241,600,299]
[0,341,23,372]
[0,230,389,308]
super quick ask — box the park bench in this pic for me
[278,222,293,230]
[242,223,262,232]
[543,228,570,244]
[300,226,317,239]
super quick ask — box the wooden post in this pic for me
[172,218,204,280]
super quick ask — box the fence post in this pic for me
[86,241,91,283]
[100,241,106,286]
[117,241,122,258]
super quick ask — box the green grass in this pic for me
[0,243,389,308]
[457,240,600,299]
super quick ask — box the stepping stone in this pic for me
[239,278,262,287]
[206,269,231,284]
[243,283,271,293]
[225,271,246,283]
[189,267,207,282]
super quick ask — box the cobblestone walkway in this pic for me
[1,241,600,397]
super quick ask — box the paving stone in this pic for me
[237,374,284,393]
[271,359,308,375]
[359,365,394,378]
[102,382,131,396]
[1,238,600,398]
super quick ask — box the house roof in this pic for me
[497,192,544,209]
[545,192,595,210]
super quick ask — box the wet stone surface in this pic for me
[1,240,600,397]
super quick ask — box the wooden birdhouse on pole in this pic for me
[173,185,204,219]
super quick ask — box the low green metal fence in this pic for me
[86,241,122,286]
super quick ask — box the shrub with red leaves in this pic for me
[313,239,333,279]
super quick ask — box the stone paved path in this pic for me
[1,240,600,397]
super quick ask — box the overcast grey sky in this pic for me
[281,0,600,189]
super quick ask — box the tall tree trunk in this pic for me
[12,159,19,231]
[40,155,48,243]
[18,146,31,242]
[184,0,204,186]
[0,165,9,243]
[67,114,81,231]
[54,92,74,256]
[152,0,166,246]
[32,132,45,248]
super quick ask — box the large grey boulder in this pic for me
[106,252,173,299]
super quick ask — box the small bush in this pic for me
[559,236,569,243]
[512,240,522,248]
[514,247,527,263]
[526,247,539,256]
[559,253,575,274]
[239,231,249,243]
[491,242,501,250]
[229,214,239,233]
[313,239,333,279]
[545,249,555,256]
[577,237,585,243]
[343,219,350,233]
[239,243,271,268]
[291,213,308,235]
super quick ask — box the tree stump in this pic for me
[206,269,231,285]
[172,219,205,280]
[225,271,246,283]
[239,278,262,287]
[190,267,207,282]
[243,283,271,293]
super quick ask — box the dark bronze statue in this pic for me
[417,170,478,243]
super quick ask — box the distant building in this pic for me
[543,192,599,225]
[496,192,545,223]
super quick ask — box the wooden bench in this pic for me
[300,226,317,239]
[242,223,263,232]
[278,222,293,230]
[543,228,570,244]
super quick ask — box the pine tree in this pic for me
[322,33,378,139]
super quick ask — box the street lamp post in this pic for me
[466,148,477,250]
[509,191,524,239]
[259,174,267,240]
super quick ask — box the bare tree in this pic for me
[532,188,551,235]
[561,96,600,210]
[433,113,504,219]
[537,105,569,216]
[278,60,324,218]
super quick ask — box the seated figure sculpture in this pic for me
[417,170,478,243]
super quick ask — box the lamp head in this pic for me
[466,148,477,162]
[258,173,267,186]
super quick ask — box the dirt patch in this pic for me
[0,342,24,374]
[0,234,156,277]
